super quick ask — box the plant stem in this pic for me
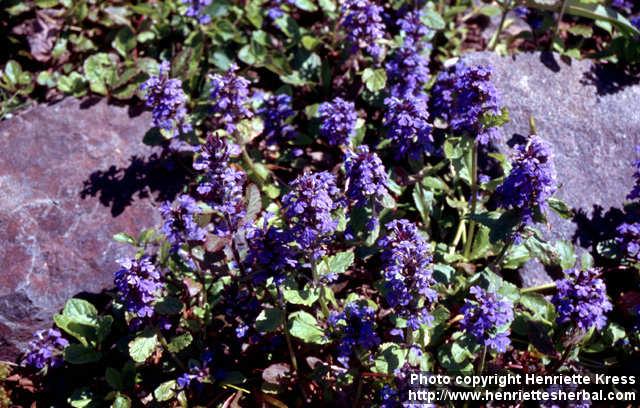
[281,302,299,374]
[520,282,557,294]
[353,376,364,408]
[553,0,569,38]
[311,258,331,318]
[241,147,266,188]
[450,212,467,254]
[476,346,487,375]
[463,142,479,259]
[157,332,187,371]
[487,0,512,51]
[489,234,514,270]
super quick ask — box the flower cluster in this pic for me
[193,135,247,236]
[210,66,253,133]
[340,0,386,59]
[328,302,381,366]
[386,10,431,98]
[552,268,613,331]
[345,145,389,229]
[22,329,69,370]
[258,93,297,144]
[627,146,640,200]
[282,171,344,254]
[431,63,502,144]
[140,61,191,137]
[386,45,430,99]
[266,0,295,20]
[616,222,640,263]
[378,219,436,330]
[461,286,514,352]
[245,217,298,285]
[177,351,214,390]
[318,97,358,146]
[383,96,434,160]
[114,257,163,327]
[182,0,212,24]
[160,194,207,248]
[496,135,557,226]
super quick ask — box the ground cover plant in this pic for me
[2,0,640,406]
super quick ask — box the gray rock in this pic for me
[0,98,185,360]
[462,51,640,286]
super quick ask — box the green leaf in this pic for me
[519,293,555,323]
[293,0,318,12]
[113,232,136,245]
[282,280,320,306]
[413,185,434,227]
[524,0,640,36]
[548,197,573,219]
[63,298,99,323]
[155,296,183,315]
[372,343,406,374]
[64,344,102,364]
[361,68,387,92]
[555,241,576,270]
[68,387,95,408]
[128,332,158,363]
[421,8,445,30]
[167,333,193,353]
[255,308,284,333]
[111,395,131,408]
[316,251,354,278]
[318,0,336,14]
[567,24,593,37]
[57,72,87,97]
[287,311,327,344]
[112,27,137,58]
[105,367,124,390]
[4,60,22,85]
[301,35,321,50]
[245,0,264,28]
[83,53,115,96]
[154,380,177,402]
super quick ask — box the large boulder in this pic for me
[0,98,185,360]
[462,52,640,285]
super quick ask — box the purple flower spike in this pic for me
[318,97,358,146]
[22,329,69,370]
[496,135,557,226]
[193,135,247,236]
[378,219,436,329]
[328,302,381,367]
[258,93,297,144]
[114,257,163,323]
[182,0,212,24]
[461,286,514,353]
[340,0,386,59]
[431,63,503,144]
[160,194,207,247]
[210,65,253,133]
[616,222,640,263]
[282,171,345,255]
[383,96,434,160]
[140,61,192,137]
[345,145,388,208]
[552,268,613,332]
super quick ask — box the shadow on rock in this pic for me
[581,63,640,96]
[80,152,192,216]
[571,205,627,250]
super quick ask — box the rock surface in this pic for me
[0,98,186,360]
[462,51,640,285]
